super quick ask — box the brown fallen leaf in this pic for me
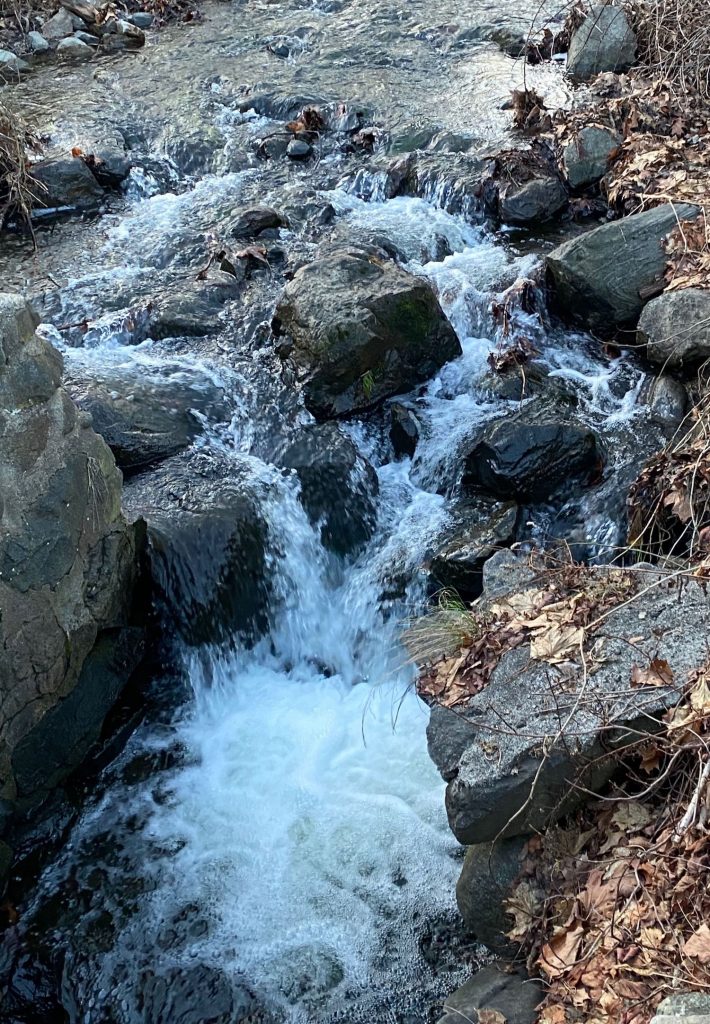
[539,923,585,979]
[629,658,674,688]
[478,1011,507,1024]
[683,923,710,963]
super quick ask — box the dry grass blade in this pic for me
[0,99,43,231]
[627,0,710,102]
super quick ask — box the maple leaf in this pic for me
[611,802,652,831]
[629,659,674,688]
[530,623,584,664]
[539,923,585,979]
[505,880,542,941]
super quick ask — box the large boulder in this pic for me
[277,423,379,556]
[31,156,104,213]
[547,203,700,331]
[456,836,528,951]
[273,247,461,418]
[462,410,602,502]
[0,295,143,820]
[566,4,637,80]
[638,287,710,369]
[498,173,568,227]
[428,553,710,844]
[122,452,271,646]
[429,498,518,598]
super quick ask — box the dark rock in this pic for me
[273,246,461,418]
[287,139,312,160]
[122,452,271,646]
[437,558,710,844]
[389,400,422,457]
[427,704,477,782]
[562,125,621,189]
[0,840,12,885]
[129,11,154,27]
[647,375,688,435]
[149,275,242,338]
[498,173,568,227]
[567,4,637,80]
[56,36,94,59]
[547,203,700,330]
[639,287,710,369]
[65,371,224,473]
[456,836,528,951]
[462,410,601,501]
[74,30,99,45]
[31,156,104,212]
[277,423,379,556]
[429,498,518,598]
[228,205,286,238]
[41,7,75,39]
[437,967,542,1024]
[137,964,255,1024]
[0,294,142,812]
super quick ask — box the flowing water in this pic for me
[0,2,667,1021]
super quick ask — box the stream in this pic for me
[0,1,667,1021]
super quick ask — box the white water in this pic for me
[30,178,656,1023]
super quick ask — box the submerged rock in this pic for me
[639,287,710,369]
[0,294,143,822]
[228,205,286,238]
[273,246,461,418]
[277,422,379,556]
[123,452,271,646]
[566,4,637,80]
[547,203,700,330]
[437,966,541,1024]
[462,410,601,501]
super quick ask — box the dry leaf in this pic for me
[539,923,585,978]
[612,802,652,831]
[629,658,674,688]
[683,923,710,963]
[478,1011,507,1024]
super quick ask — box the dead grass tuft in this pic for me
[0,99,42,229]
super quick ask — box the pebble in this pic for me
[287,138,312,160]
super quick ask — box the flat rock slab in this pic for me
[547,203,700,331]
[437,966,541,1024]
[428,554,710,843]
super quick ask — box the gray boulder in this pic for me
[27,31,50,52]
[456,836,528,951]
[437,967,541,1024]
[31,156,104,212]
[41,7,75,39]
[273,247,461,418]
[429,498,518,598]
[498,174,568,227]
[429,556,710,844]
[56,36,94,59]
[647,374,688,435]
[547,203,700,330]
[462,409,601,501]
[277,423,379,556]
[228,205,286,239]
[0,294,143,820]
[567,4,637,80]
[562,125,621,189]
[122,452,271,646]
[0,49,29,77]
[639,287,710,369]
[65,370,224,473]
[652,994,710,1024]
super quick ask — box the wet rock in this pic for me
[27,30,50,52]
[287,138,312,160]
[138,964,256,1024]
[65,371,223,473]
[427,705,478,783]
[277,422,379,556]
[437,966,541,1024]
[56,35,94,59]
[129,11,154,28]
[41,7,75,39]
[567,3,637,80]
[228,205,286,238]
[498,173,568,227]
[0,49,29,76]
[648,375,688,435]
[435,557,710,843]
[429,498,518,598]
[31,156,104,212]
[639,287,710,369]
[462,409,601,501]
[389,400,422,457]
[74,30,99,46]
[652,993,710,1023]
[562,125,621,189]
[123,452,271,646]
[547,203,701,330]
[456,836,528,951]
[149,275,242,338]
[273,246,461,418]
[0,294,143,814]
